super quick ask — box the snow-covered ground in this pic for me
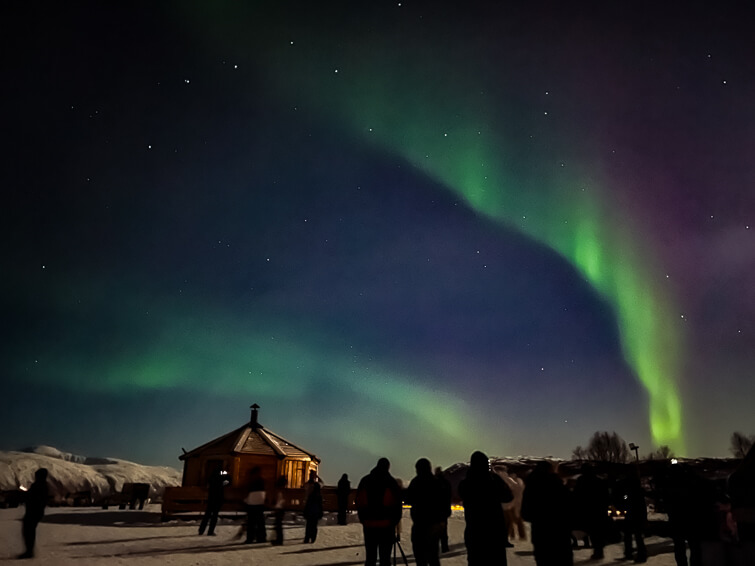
[0,504,683,565]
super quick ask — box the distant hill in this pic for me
[0,445,181,503]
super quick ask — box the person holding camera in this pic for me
[357,457,403,566]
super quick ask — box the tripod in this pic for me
[393,535,409,566]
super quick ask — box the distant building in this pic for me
[179,404,320,491]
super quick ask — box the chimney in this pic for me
[250,403,260,426]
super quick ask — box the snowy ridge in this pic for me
[0,446,181,502]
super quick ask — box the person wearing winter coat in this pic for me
[19,468,49,559]
[521,460,573,566]
[244,466,267,544]
[616,470,647,563]
[458,451,513,566]
[303,471,324,543]
[435,466,453,552]
[573,465,610,559]
[199,466,228,536]
[405,458,448,566]
[337,473,351,525]
[356,457,403,566]
[495,466,527,545]
[269,475,287,546]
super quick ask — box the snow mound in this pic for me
[0,448,181,503]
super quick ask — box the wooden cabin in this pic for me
[162,404,321,518]
[179,404,319,491]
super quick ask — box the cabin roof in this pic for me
[180,409,320,463]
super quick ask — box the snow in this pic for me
[0,505,685,565]
[0,447,180,502]
[0,448,738,564]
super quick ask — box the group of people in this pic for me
[351,452,556,566]
[356,456,455,566]
[355,450,755,566]
[352,451,570,566]
[16,445,755,566]
[199,465,325,545]
[108,445,755,566]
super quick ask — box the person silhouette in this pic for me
[573,464,609,559]
[244,466,267,543]
[458,451,513,565]
[521,460,573,566]
[303,471,324,543]
[337,473,351,525]
[199,465,227,536]
[434,466,452,553]
[616,469,647,563]
[19,468,49,559]
[270,475,287,546]
[356,457,403,566]
[405,458,447,566]
[494,465,526,547]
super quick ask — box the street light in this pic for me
[628,443,640,463]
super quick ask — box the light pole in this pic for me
[628,443,640,463]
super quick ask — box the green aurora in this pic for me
[254,30,686,451]
[13,4,685,459]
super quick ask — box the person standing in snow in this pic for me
[269,475,287,546]
[199,465,227,536]
[337,473,351,525]
[405,458,447,566]
[508,472,527,543]
[573,464,609,559]
[356,457,403,566]
[303,470,324,543]
[616,469,647,563]
[494,465,527,546]
[435,466,453,553]
[521,460,574,566]
[19,467,49,559]
[244,466,267,544]
[458,451,513,565]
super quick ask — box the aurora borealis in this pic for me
[261,28,685,448]
[3,2,754,482]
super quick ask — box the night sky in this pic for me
[3,2,754,482]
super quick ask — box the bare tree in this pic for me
[730,432,754,459]
[586,431,630,463]
[572,446,588,461]
[646,445,673,460]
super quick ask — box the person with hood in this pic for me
[405,458,448,566]
[337,473,351,525]
[356,457,403,566]
[19,467,49,559]
[303,470,324,543]
[521,460,573,566]
[458,451,513,565]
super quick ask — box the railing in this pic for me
[161,486,356,520]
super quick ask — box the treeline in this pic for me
[571,431,754,463]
